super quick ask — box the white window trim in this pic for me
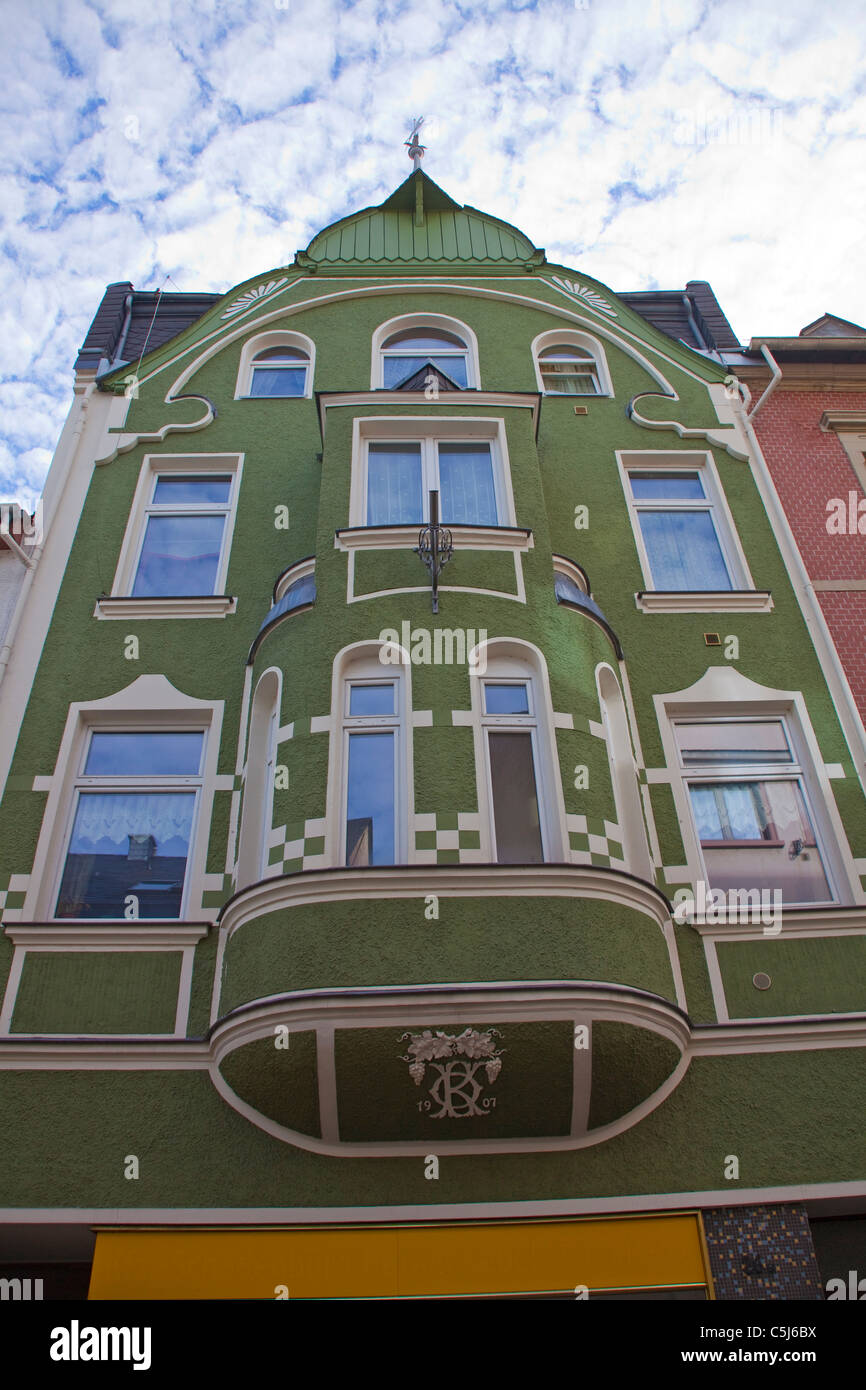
[654,666,863,909]
[274,556,316,604]
[23,675,224,924]
[596,662,654,881]
[102,453,243,619]
[349,416,516,530]
[323,643,415,868]
[468,639,568,863]
[234,330,315,400]
[553,555,591,597]
[371,313,480,390]
[237,667,282,890]
[532,328,613,398]
[616,450,761,610]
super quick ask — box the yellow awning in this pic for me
[89,1212,711,1299]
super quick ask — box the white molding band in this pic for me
[93,596,237,620]
[635,591,774,614]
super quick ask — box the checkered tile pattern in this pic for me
[566,814,625,869]
[414,812,483,864]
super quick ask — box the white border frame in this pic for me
[108,453,244,613]
[371,313,480,390]
[349,416,515,530]
[652,666,865,911]
[21,675,225,924]
[468,639,568,863]
[234,329,315,400]
[531,328,613,398]
[616,449,755,598]
[323,642,415,869]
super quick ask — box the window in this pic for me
[235,331,314,400]
[130,473,235,598]
[54,729,205,919]
[237,669,281,889]
[470,643,567,865]
[248,346,310,397]
[481,680,545,863]
[623,461,748,592]
[366,439,500,526]
[538,343,600,395]
[342,677,401,866]
[532,330,612,397]
[380,327,469,389]
[372,314,479,390]
[674,718,834,904]
[597,664,653,880]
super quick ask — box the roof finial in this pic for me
[405,117,426,171]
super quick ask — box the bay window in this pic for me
[365,438,500,526]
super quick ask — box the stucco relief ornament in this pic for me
[551,276,618,317]
[221,278,289,318]
[398,1028,504,1118]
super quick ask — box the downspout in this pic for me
[747,343,782,420]
[108,292,134,370]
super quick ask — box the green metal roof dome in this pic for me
[294,170,546,275]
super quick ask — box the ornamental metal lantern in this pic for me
[414,490,453,613]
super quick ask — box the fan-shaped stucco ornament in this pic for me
[221,278,289,319]
[551,276,618,317]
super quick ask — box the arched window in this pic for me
[248,346,310,397]
[532,330,612,397]
[381,327,469,389]
[237,669,281,889]
[325,645,413,868]
[235,331,315,400]
[470,641,567,864]
[596,664,653,880]
[372,314,479,390]
[538,344,599,394]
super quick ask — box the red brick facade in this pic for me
[752,391,866,721]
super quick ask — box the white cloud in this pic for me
[1,0,865,498]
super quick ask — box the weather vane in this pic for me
[405,117,426,171]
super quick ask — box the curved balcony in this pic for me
[207,864,689,1155]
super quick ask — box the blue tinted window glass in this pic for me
[349,684,395,716]
[382,356,468,388]
[132,514,225,596]
[152,476,231,504]
[554,572,585,604]
[85,732,203,776]
[638,510,732,590]
[249,367,307,397]
[484,683,529,714]
[346,732,395,865]
[56,791,195,919]
[629,472,704,500]
[438,444,497,525]
[366,444,423,525]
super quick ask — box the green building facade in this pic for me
[1,169,864,1299]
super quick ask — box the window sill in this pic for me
[94,595,238,620]
[5,922,210,946]
[635,590,774,614]
[335,524,534,553]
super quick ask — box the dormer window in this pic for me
[381,327,469,389]
[532,330,612,397]
[538,344,600,395]
[249,346,310,397]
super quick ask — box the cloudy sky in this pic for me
[2,0,865,507]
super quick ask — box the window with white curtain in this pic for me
[54,730,205,919]
[626,468,740,591]
[674,718,834,904]
[365,438,500,526]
